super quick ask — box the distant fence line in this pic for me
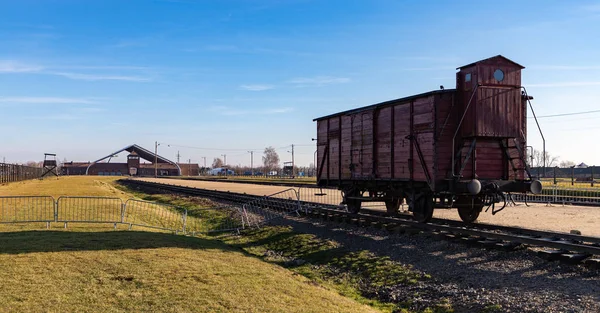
[0,190,305,234]
[2,183,600,236]
[0,163,43,184]
[532,166,598,186]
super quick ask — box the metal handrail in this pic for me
[452,84,479,177]
[521,86,546,177]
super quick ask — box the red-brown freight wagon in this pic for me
[313,55,542,223]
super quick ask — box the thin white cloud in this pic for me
[53,72,151,82]
[207,105,294,116]
[288,76,350,87]
[0,97,96,104]
[530,65,600,70]
[581,4,600,12]
[27,114,79,120]
[55,65,150,70]
[0,60,44,73]
[240,84,274,91]
[264,107,294,114]
[528,81,600,88]
[204,45,239,52]
[1,59,153,82]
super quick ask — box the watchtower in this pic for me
[127,151,140,175]
[41,153,58,178]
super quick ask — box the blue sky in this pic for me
[1,0,600,167]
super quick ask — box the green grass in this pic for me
[0,230,379,313]
[220,226,452,313]
[113,186,452,313]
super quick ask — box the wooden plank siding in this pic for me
[315,56,530,189]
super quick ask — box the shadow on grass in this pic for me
[0,230,231,255]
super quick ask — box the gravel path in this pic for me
[270,215,600,313]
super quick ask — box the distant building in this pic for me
[577,162,588,168]
[208,167,234,176]
[61,144,185,176]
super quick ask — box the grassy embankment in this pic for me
[119,180,454,313]
[0,176,380,313]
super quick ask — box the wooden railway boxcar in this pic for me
[314,55,542,223]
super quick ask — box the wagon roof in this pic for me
[313,89,454,121]
[457,55,525,70]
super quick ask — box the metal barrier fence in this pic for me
[241,188,300,228]
[0,163,44,184]
[124,199,186,233]
[0,196,55,224]
[513,184,600,206]
[0,196,245,234]
[57,196,124,225]
[186,204,245,235]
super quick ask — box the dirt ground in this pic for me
[136,178,600,237]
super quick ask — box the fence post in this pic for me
[592,166,595,187]
[553,167,557,185]
[54,197,59,222]
[242,204,250,228]
[121,202,126,223]
[571,166,575,186]
[182,209,187,234]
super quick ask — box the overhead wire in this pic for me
[528,109,600,119]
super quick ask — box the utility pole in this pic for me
[248,151,253,175]
[154,141,159,178]
[221,154,227,176]
[287,144,295,177]
[188,158,191,176]
[176,151,181,163]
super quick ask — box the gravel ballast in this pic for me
[269,216,600,313]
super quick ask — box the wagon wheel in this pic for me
[411,194,434,223]
[344,189,362,214]
[385,197,403,216]
[455,197,484,223]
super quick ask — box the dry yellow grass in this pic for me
[0,176,131,199]
[0,230,379,313]
[0,177,380,313]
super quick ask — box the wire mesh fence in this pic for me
[298,187,344,209]
[0,196,55,224]
[185,205,245,235]
[0,163,44,184]
[241,188,300,228]
[124,199,186,232]
[57,196,124,225]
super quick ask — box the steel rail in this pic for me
[121,179,600,256]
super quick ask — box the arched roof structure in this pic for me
[85,144,181,175]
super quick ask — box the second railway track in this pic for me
[121,179,600,268]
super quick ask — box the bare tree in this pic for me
[212,157,224,168]
[559,160,576,168]
[262,146,280,173]
[530,149,559,168]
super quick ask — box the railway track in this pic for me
[121,179,600,267]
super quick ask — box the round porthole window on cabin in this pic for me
[494,69,504,82]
